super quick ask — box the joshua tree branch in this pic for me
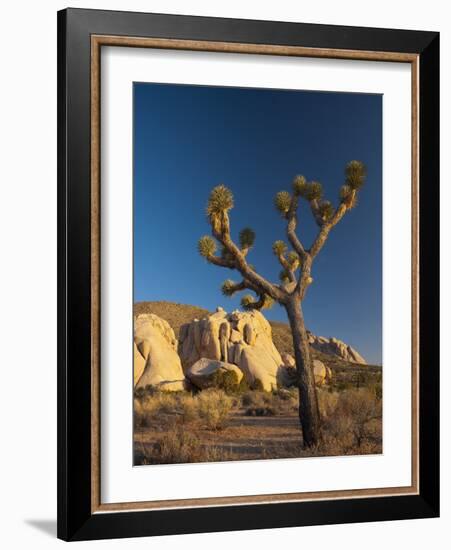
[286,196,308,261]
[222,278,261,297]
[212,213,285,302]
[207,255,236,269]
[308,199,325,227]
[309,200,349,258]
[276,252,297,283]
[243,293,268,311]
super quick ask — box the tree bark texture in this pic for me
[285,297,322,447]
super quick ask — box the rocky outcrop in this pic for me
[313,359,328,386]
[179,308,284,391]
[280,354,332,387]
[307,332,367,364]
[186,358,244,389]
[134,314,185,391]
[281,352,296,368]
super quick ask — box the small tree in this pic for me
[198,161,366,447]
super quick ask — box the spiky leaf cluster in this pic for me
[292,175,307,196]
[274,191,292,214]
[317,200,334,222]
[240,294,256,310]
[221,279,238,297]
[198,235,216,258]
[295,180,323,201]
[262,294,274,309]
[272,240,287,256]
[345,160,367,190]
[279,269,290,283]
[240,293,274,311]
[239,227,256,249]
[206,185,234,216]
[286,250,300,268]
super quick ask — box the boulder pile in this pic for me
[179,308,285,391]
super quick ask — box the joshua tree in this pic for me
[198,161,367,447]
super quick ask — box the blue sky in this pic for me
[133,83,382,365]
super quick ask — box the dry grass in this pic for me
[137,425,226,465]
[242,388,298,417]
[317,387,382,454]
[134,388,235,430]
[134,385,382,465]
[132,303,382,465]
[197,389,234,430]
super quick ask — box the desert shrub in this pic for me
[241,388,298,416]
[262,392,275,405]
[251,378,265,391]
[211,369,240,393]
[241,390,267,408]
[336,388,381,424]
[245,406,276,417]
[366,377,383,400]
[317,389,339,420]
[145,426,225,464]
[354,371,372,388]
[158,392,178,414]
[322,388,382,451]
[134,386,146,399]
[333,380,355,392]
[241,391,256,407]
[177,393,199,423]
[134,391,179,428]
[273,387,297,401]
[373,382,383,400]
[133,398,147,428]
[154,427,200,463]
[236,377,251,393]
[197,389,233,430]
[133,396,163,428]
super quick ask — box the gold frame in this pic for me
[90,35,419,514]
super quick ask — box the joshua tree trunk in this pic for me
[285,297,322,447]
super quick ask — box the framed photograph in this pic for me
[57,8,439,541]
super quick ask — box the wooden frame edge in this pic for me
[92,34,418,62]
[90,34,420,515]
[91,34,101,514]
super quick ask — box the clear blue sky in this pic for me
[133,83,382,365]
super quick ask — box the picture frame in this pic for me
[57,7,439,541]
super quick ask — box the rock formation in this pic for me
[186,358,243,389]
[179,308,284,391]
[280,354,332,387]
[312,359,328,386]
[134,313,185,391]
[132,307,367,393]
[307,332,367,364]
